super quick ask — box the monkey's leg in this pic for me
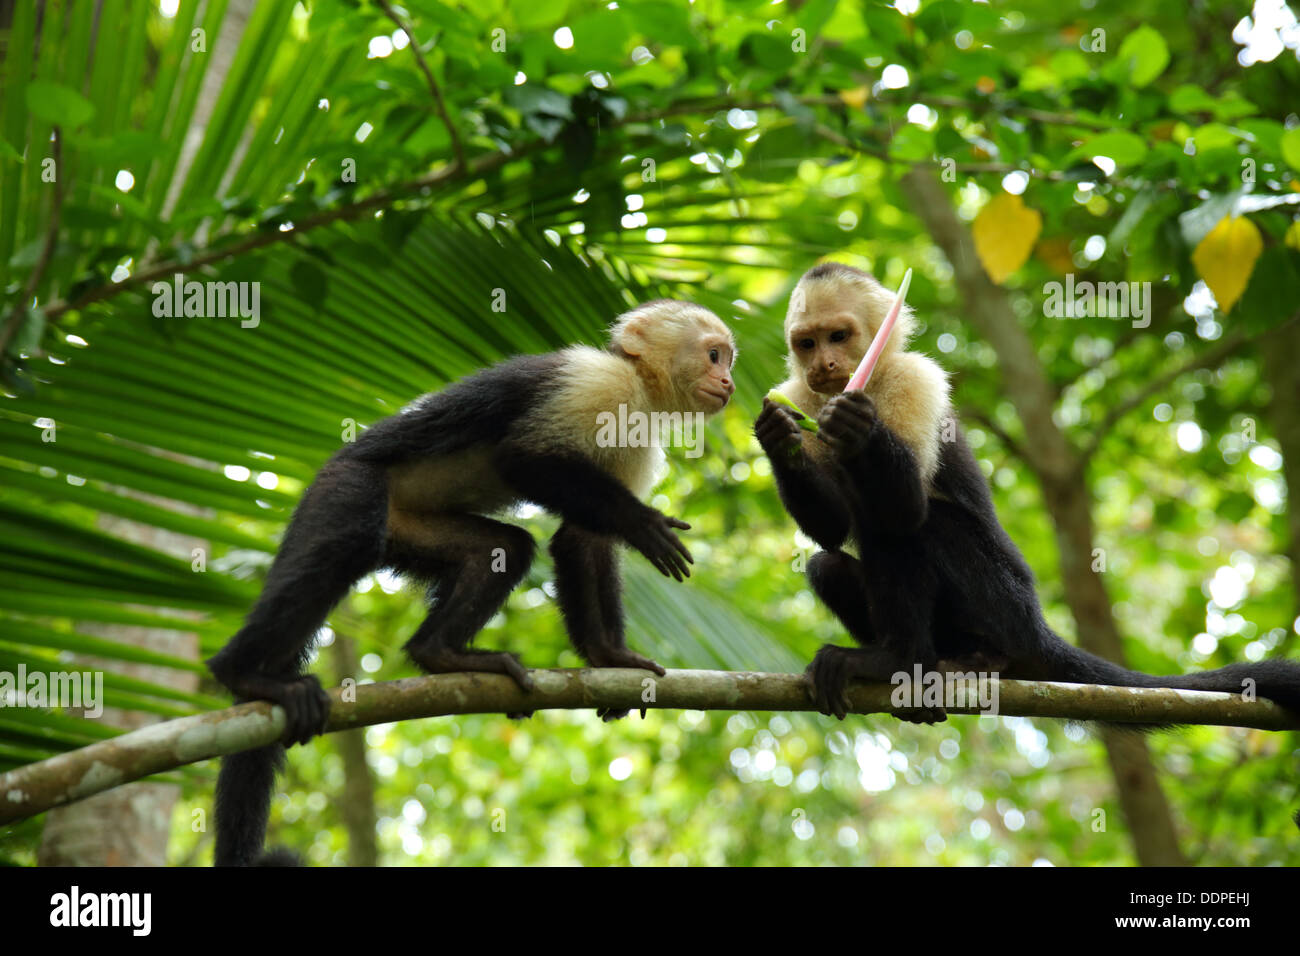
[387,512,536,691]
[208,459,388,745]
[807,550,878,643]
[550,522,664,721]
[804,550,945,723]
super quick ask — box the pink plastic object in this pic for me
[845,268,912,391]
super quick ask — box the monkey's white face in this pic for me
[787,282,874,394]
[674,327,736,413]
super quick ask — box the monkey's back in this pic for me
[341,352,570,466]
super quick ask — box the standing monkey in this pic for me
[210,299,736,864]
[755,262,1300,725]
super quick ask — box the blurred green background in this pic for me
[1,0,1299,865]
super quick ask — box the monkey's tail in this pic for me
[214,744,300,866]
[1039,635,1300,715]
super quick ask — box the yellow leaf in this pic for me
[1191,215,1262,313]
[1286,219,1300,252]
[838,86,869,109]
[972,193,1042,284]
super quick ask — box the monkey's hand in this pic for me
[816,391,877,459]
[624,510,694,581]
[217,673,331,746]
[755,399,804,459]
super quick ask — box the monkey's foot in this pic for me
[408,646,534,692]
[597,708,649,722]
[585,645,667,676]
[893,705,947,725]
[584,645,664,720]
[805,644,934,722]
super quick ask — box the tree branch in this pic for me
[0,668,1294,826]
[376,0,465,172]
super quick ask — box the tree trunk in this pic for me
[330,635,378,866]
[899,167,1186,865]
[1262,318,1300,653]
[37,518,200,866]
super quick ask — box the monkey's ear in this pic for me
[616,319,650,357]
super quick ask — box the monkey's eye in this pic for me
[709,348,720,363]
[829,329,849,343]
[797,338,815,350]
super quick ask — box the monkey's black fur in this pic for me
[756,392,1300,723]
[208,352,695,866]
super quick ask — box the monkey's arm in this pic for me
[755,401,854,550]
[818,391,929,536]
[495,446,694,580]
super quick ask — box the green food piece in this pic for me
[765,389,819,433]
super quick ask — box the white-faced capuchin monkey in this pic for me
[209,299,735,865]
[755,262,1300,728]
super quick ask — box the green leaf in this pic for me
[1071,131,1148,166]
[1113,25,1169,87]
[1169,84,1217,115]
[25,80,95,127]
[1281,128,1300,171]
[513,0,567,30]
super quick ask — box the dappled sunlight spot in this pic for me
[402,798,426,824]
[1248,444,1283,470]
[1207,565,1247,608]
[360,653,383,673]
[553,26,574,49]
[880,64,909,89]
[907,103,938,128]
[114,169,134,191]
[1175,421,1204,452]
[223,464,251,481]
[1252,476,1284,511]
[608,756,633,780]
[1000,170,1028,195]
[367,35,393,58]
[1183,280,1216,318]
[1193,633,1219,656]
[1233,0,1300,65]
[854,732,899,793]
